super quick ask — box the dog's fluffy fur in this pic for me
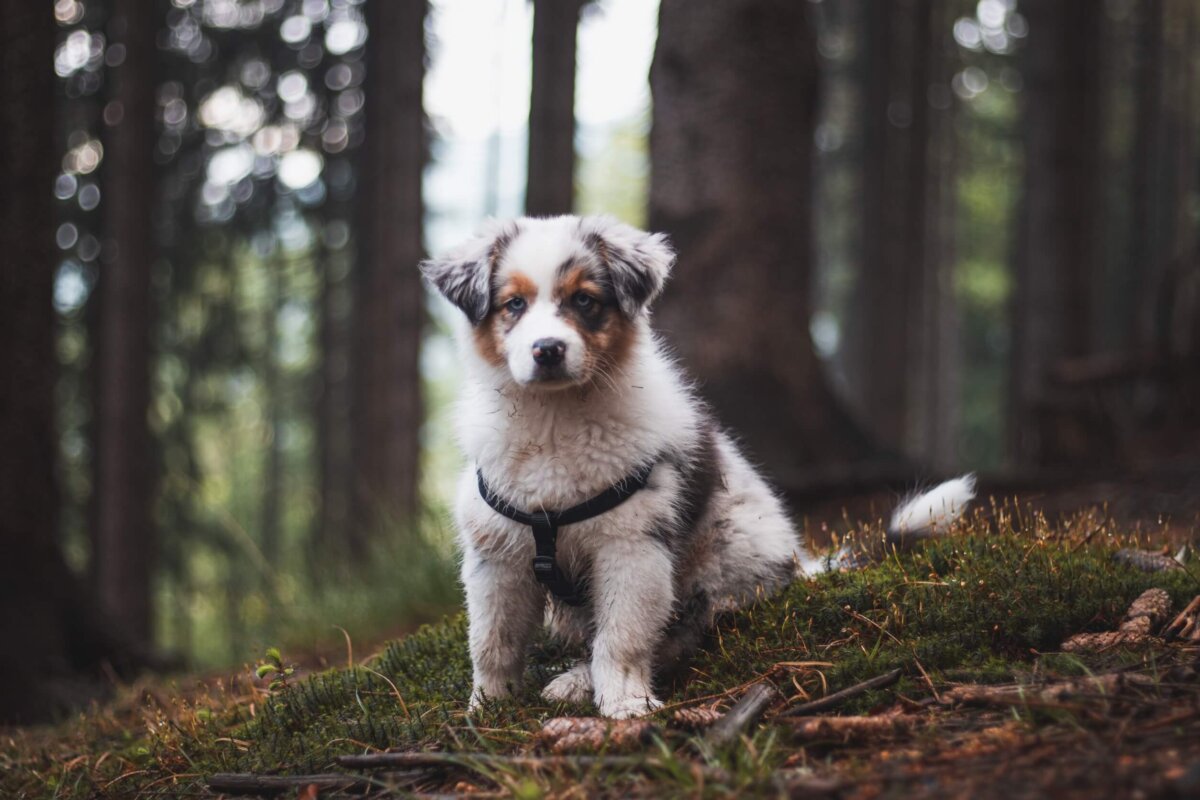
[422,215,975,718]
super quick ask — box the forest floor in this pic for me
[3,497,1200,799]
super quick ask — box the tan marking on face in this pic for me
[552,265,606,304]
[472,270,537,368]
[553,264,638,384]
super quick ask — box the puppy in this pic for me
[421,215,974,719]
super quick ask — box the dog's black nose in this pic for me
[532,338,566,367]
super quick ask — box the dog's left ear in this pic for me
[579,216,676,317]
[419,220,515,324]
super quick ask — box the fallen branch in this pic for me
[1164,595,1200,642]
[781,668,903,717]
[207,772,376,795]
[339,751,639,772]
[335,751,732,782]
[781,713,917,740]
[941,672,1154,708]
[704,682,780,747]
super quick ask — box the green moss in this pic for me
[5,524,1196,797]
[225,532,1195,771]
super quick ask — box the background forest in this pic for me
[2,0,1199,724]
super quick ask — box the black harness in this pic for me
[476,463,655,607]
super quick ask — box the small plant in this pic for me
[255,646,295,692]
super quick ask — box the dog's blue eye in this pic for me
[572,292,595,310]
[505,297,526,313]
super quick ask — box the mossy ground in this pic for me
[4,502,1198,798]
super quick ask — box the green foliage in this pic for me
[255,646,296,691]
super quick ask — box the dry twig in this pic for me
[207,772,381,795]
[1164,596,1200,643]
[781,668,903,717]
[704,682,781,747]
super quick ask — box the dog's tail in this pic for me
[800,474,977,575]
[885,474,977,545]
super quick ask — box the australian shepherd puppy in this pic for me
[422,214,975,719]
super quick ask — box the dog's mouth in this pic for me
[520,364,580,389]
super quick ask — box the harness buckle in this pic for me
[531,556,556,578]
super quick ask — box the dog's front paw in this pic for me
[467,683,511,713]
[541,663,593,704]
[597,693,663,719]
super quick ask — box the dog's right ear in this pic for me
[419,221,515,325]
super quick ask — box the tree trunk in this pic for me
[650,0,883,489]
[844,0,942,458]
[1010,0,1104,466]
[1130,0,1165,348]
[92,0,159,644]
[260,253,285,564]
[526,0,585,217]
[0,2,143,723]
[907,0,959,472]
[315,221,353,560]
[351,0,427,554]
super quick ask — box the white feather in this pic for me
[889,474,977,536]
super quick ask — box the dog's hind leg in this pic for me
[541,661,593,703]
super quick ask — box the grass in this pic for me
[2,501,1197,798]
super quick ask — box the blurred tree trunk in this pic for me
[525,0,585,216]
[0,1,141,723]
[1130,0,1165,346]
[93,0,159,645]
[1011,0,1103,466]
[845,0,955,463]
[351,0,427,555]
[316,220,353,559]
[260,254,285,564]
[650,0,884,490]
[907,0,960,472]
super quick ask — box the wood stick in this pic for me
[1164,595,1200,642]
[704,682,781,747]
[335,751,736,782]
[781,668,903,717]
[940,672,1155,708]
[207,772,375,795]
[337,751,643,771]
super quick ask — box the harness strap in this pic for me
[476,462,655,607]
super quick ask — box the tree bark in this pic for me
[650,0,883,487]
[1130,0,1165,348]
[351,0,427,554]
[1010,0,1104,466]
[0,2,144,723]
[315,221,353,559]
[93,0,159,644]
[260,253,285,564]
[844,0,955,464]
[526,0,585,217]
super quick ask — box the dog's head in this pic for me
[421,215,675,389]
